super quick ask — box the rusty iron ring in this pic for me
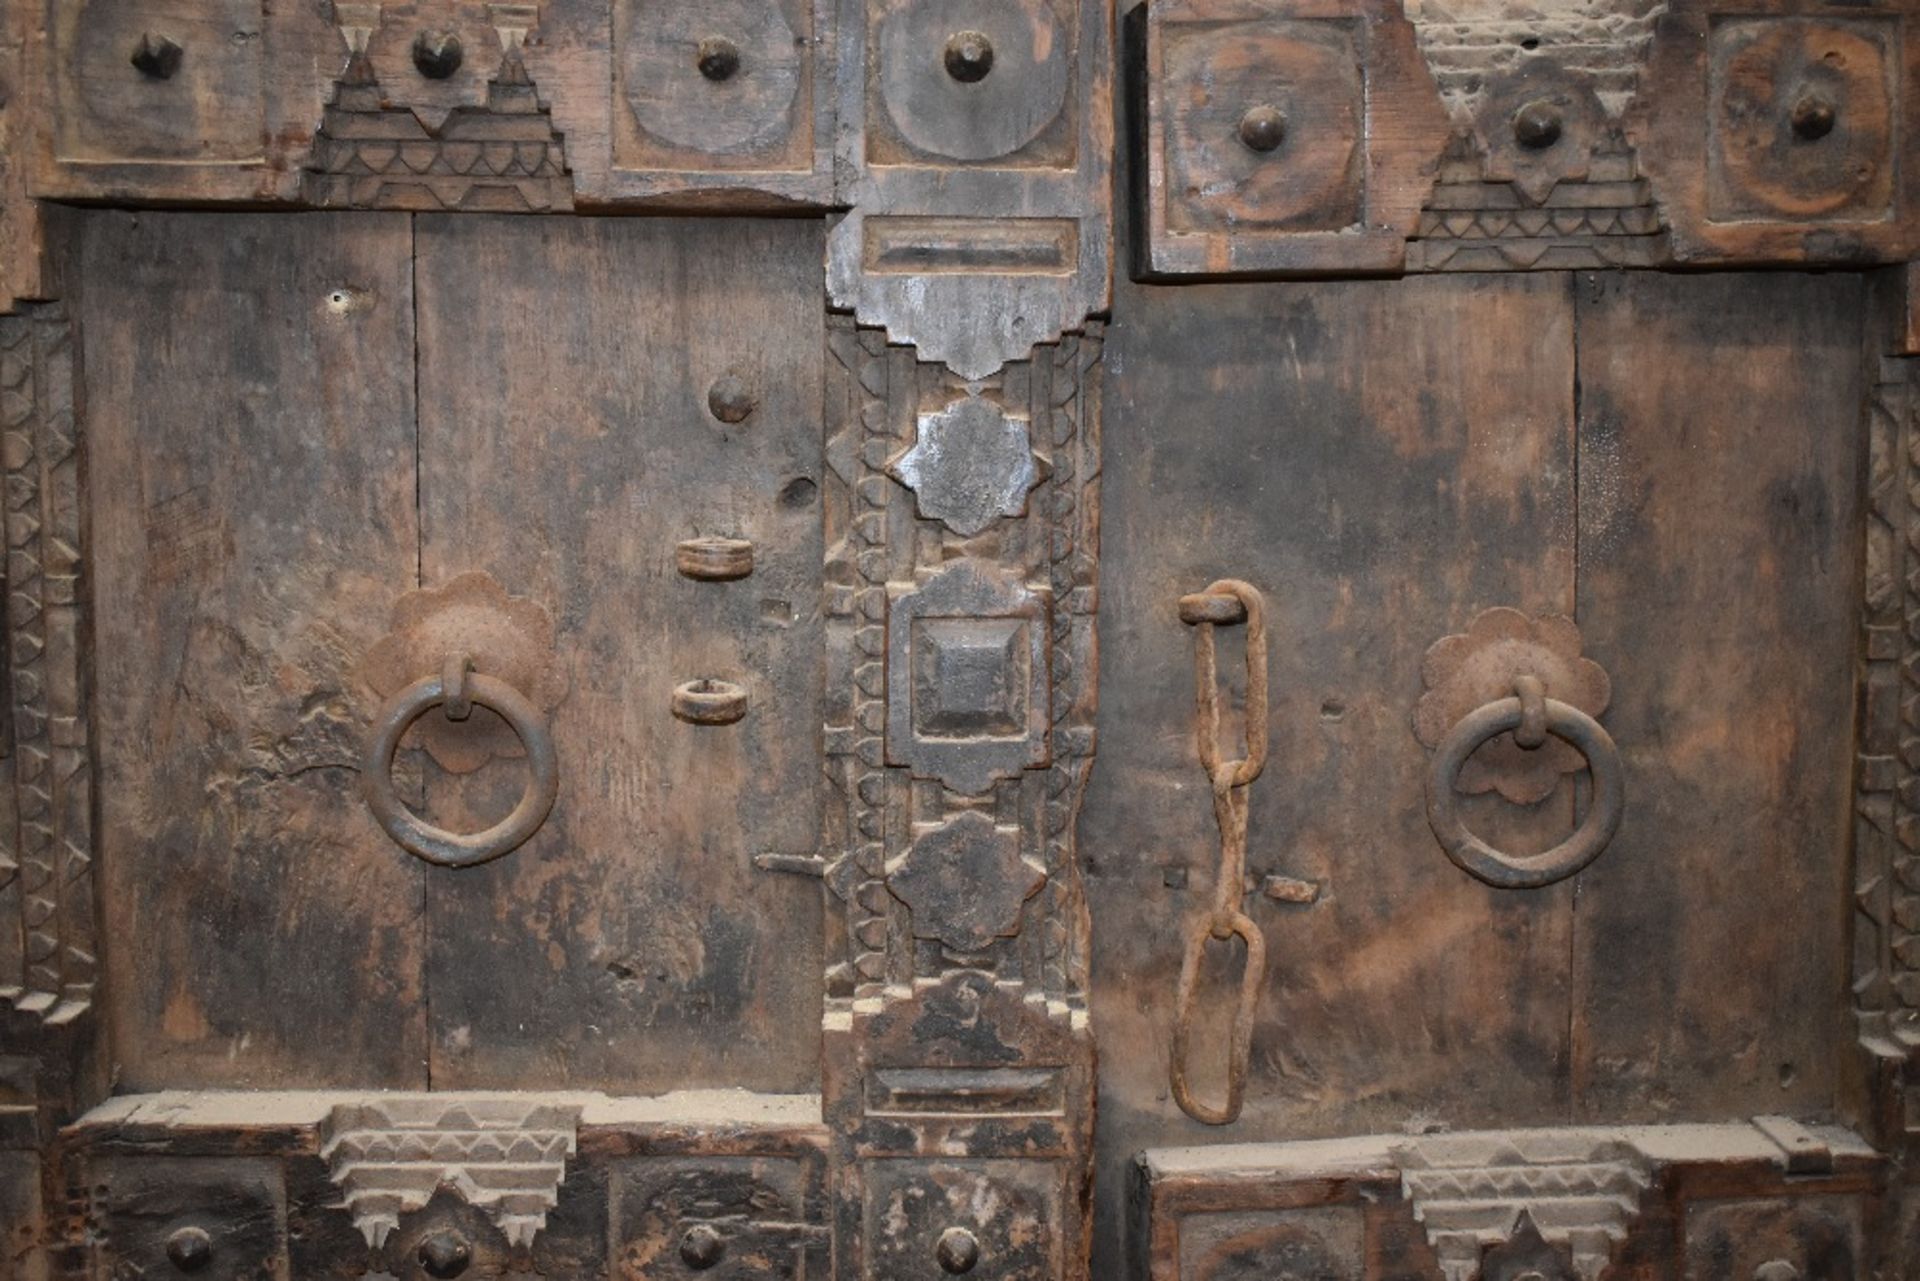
[362,671,559,868]
[1426,695,1624,889]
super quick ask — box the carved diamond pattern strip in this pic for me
[0,309,92,1022]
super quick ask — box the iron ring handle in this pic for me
[1426,695,1624,889]
[362,671,559,868]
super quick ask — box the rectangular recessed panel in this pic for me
[866,1067,1065,1115]
[863,217,1079,275]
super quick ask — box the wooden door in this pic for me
[1,0,1918,1278]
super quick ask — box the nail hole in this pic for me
[1519,35,1540,50]
[779,476,818,508]
[1778,1061,1797,1088]
[1320,698,1345,721]
[324,287,370,317]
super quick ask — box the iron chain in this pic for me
[1170,578,1269,1125]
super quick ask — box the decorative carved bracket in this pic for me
[306,1,574,213]
[1396,1131,1652,1281]
[319,1096,582,1250]
[828,0,1115,377]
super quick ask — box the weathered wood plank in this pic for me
[1570,269,1864,1120]
[412,214,825,1092]
[82,210,426,1089]
[1087,272,1578,1270]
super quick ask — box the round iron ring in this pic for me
[1426,695,1623,889]
[362,671,559,868]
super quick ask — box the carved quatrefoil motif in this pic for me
[888,395,1044,537]
[888,809,1047,953]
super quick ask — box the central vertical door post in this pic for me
[798,0,1117,1273]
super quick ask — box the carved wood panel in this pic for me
[816,317,1102,1279]
[0,0,1912,1273]
[1133,1121,1890,1281]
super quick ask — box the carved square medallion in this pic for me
[887,561,1051,794]
[1706,17,1896,224]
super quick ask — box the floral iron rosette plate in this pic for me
[358,571,569,774]
[1413,607,1611,805]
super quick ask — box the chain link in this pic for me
[1169,579,1269,1125]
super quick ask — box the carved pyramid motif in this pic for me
[1408,130,1667,271]
[305,36,572,213]
[320,1097,583,1248]
[1396,1131,1652,1281]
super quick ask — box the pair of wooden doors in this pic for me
[12,199,1890,1278]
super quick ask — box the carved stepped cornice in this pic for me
[318,1097,582,1249]
[1395,1133,1652,1281]
[1406,0,1668,125]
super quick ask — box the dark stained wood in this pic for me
[80,210,428,1090]
[5,10,1912,1270]
[411,214,825,1093]
[1570,269,1864,1120]
[1087,271,1579,1270]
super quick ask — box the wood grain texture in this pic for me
[1087,272,1579,1273]
[1570,269,1864,1121]
[412,214,825,1093]
[0,0,47,314]
[81,210,428,1090]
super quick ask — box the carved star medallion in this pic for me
[887,810,1046,954]
[888,395,1044,537]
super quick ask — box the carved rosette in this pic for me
[1415,607,1611,806]
[819,316,1101,1277]
[359,570,568,775]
